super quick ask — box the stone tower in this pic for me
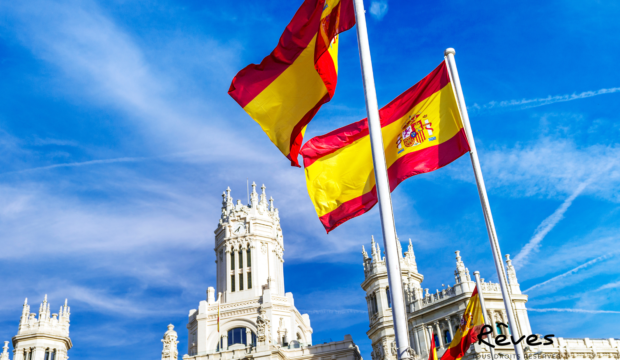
[184,183,315,357]
[10,296,72,360]
[361,237,422,360]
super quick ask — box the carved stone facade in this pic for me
[175,184,362,360]
[361,238,620,360]
[1,296,72,360]
[162,324,180,360]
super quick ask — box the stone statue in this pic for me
[257,306,270,344]
[162,324,179,360]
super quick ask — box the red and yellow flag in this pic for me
[228,0,356,167]
[428,333,438,360]
[440,287,485,360]
[301,61,470,232]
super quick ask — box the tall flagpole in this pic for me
[444,48,525,360]
[352,0,411,359]
[474,271,496,360]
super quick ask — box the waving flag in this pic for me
[428,333,438,360]
[440,287,485,360]
[301,61,470,232]
[228,0,356,167]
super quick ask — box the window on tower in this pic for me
[434,334,440,348]
[239,273,244,290]
[248,272,252,289]
[247,247,251,266]
[239,250,243,268]
[386,286,392,308]
[231,252,235,270]
[231,275,235,292]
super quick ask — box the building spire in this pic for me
[250,181,258,207]
[362,245,368,260]
[454,250,471,283]
[370,236,378,259]
[269,196,274,211]
[505,254,519,286]
[260,184,267,206]
[1,341,9,360]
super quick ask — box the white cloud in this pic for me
[445,137,620,202]
[523,253,615,293]
[469,87,620,114]
[513,179,591,268]
[369,0,388,20]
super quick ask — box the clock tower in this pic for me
[215,182,285,303]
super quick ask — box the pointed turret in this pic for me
[454,250,471,283]
[260,184,267,207]
[370,236,378,260]
[505,254,520,287]
[250,181,258,207]
[0,341,9,360]
[362,245,369,260]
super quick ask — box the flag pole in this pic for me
[352,1,411,359]
[474,272,496,360]
[444,48,525,360]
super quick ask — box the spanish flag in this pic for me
[440,287,485,360]
[429,333,438,360]
[301,61,470,232]
[228,0,356,167]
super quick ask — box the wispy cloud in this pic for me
[523,253,615,293]
[2,156,151,175]
[369,0,388,20]
[469,87,620,114]
[528,308,620,314]
[513,180,591,268]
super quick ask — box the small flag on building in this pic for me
[440,287,485,360]
[429,333,438,360]
[228,0,356,167]
[301,61,470,232]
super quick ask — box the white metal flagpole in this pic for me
[444,48,525,360]
[352,1,411,359]
[474,271,496,360]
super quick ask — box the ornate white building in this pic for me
[172,183,362,360]
[1,296,71,360]
[361,237,620,360]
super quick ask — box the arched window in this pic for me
[247,247,251,267]
[216,328,257,351]
[433,334,440,348]
[444,330,452,344]
[372,294,378,314]
[239,250,243,268]
[230,251,235,270]
[386,287,392,308]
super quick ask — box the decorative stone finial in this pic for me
[162,324,179,360]
[505,254,519,286]
[1,341,9,360]
[269,196,274,211]
[362,245,368,259]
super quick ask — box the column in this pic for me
[445,317,454,343]
[234,250,239,292]
[13,348,24,360]
[226,248,231,294]
[246,328,252,347]
[414,325,424,356]
[223,334,229,350]
[434,322,444,348]
[426,325,434,353]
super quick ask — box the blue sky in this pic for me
[1,0,620,358]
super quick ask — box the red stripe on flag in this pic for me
[318,129,469,232]
[301,62,451,167]
[228,0,326,108]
